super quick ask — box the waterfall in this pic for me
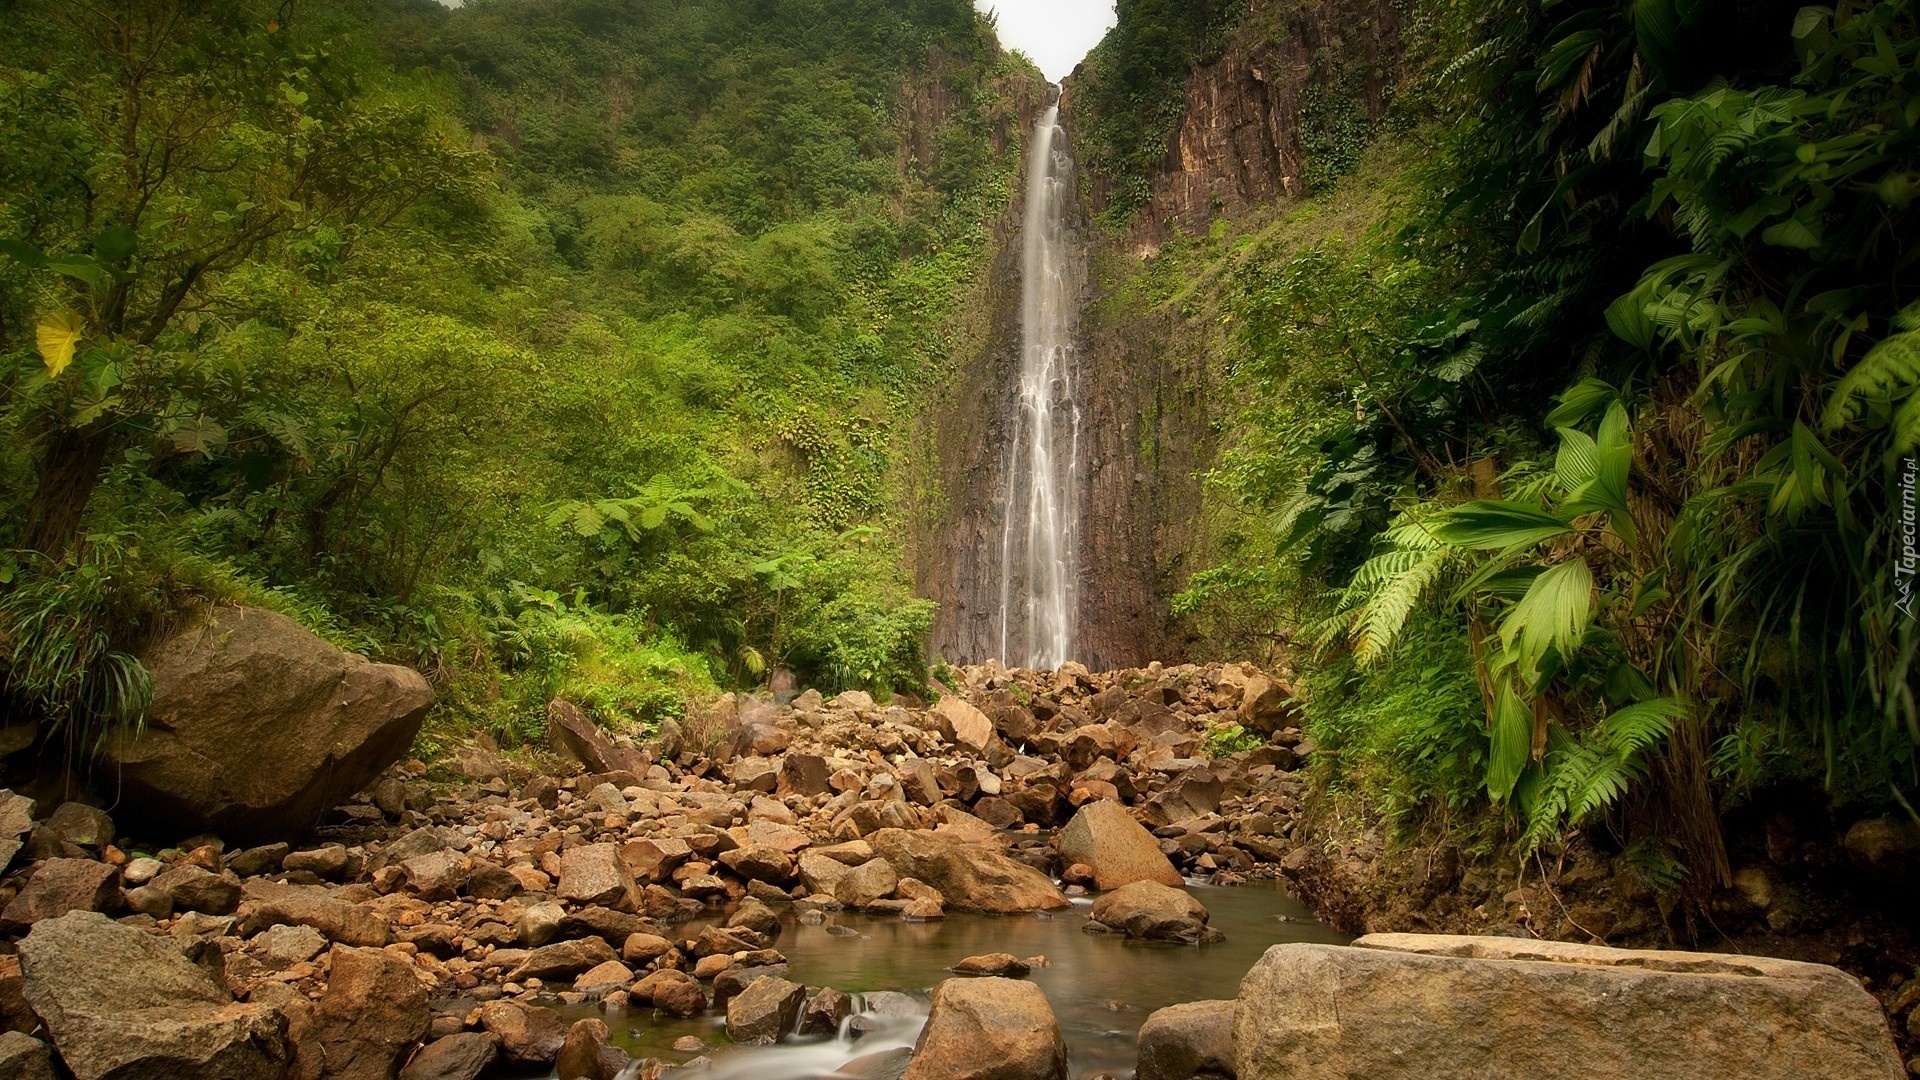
[996,98,1082,671]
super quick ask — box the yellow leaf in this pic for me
[36,310,84,378]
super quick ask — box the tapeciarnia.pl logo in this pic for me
[1900,457,1917,620]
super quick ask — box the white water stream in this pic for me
[996,98,1083,671]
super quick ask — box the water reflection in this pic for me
[552,879,1348,1079]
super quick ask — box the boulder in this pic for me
[476,1000,566,1067]
[0,858,118,929]
[1137,1000,1235,1080]
[834,857,900,907]
[1235,674,1298,735]
[239,880,389,946]
[868,830,1068,913]
[558,843,639,911]
[26,802,114,859]
[151,865,242,915]
[903,977,1067,1080]
[399,1032,496,1080]
[838,1046,914,1080]
[313,945,430,1080]
[1233,935,1906,1080]
[778,753,832,797]
[547,699,649,775]
[932,697,994,753]
[1843,817,1920,890]
[17,910,287,1080]
[1088,881,1220,944]
[104,606,433,841]
[800,987,853,1036]
[726,975,808,1045]
[0,790,34,873]
[950,953,1029,977]
[0,1031,54,1080]
[1057,800,1183,891]
[555,1018,628,1080]
[507,938,619,982]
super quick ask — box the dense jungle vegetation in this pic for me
[1082,0,1919,900]
[0,0,1037,751]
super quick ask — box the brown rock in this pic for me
[0,858,118,928]
[950,953,1030,977]
[151,864,243,915]
[932,698,994,753]
[801,987,854,1036]
[0,1032,54,1080]
[477,1000,567,1067]
[239,880,390,946]
[547,699,649,776]
[556,1018,628,1080]
[18,910,286,1080]
[834,857,900,908]
[868,829,1068,913]
[778,753,832,797]
[1088,881,1220,944]
[1057,800,1183,891]
[558,843,639,911]
[105,606,433,841]
[726,975,808,1045]
[314,945,430,1080]
[904,977,1067,1080]
[1236,674,1299,735]
[1137,1000,1235,1080]
[399,1032,496,1080]
[508,938,619,982]
[1234,935,1906,1080]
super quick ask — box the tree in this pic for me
[0,0,485,557]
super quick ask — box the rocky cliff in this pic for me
[915,0,1404,668]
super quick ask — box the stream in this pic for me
[544,879,1349,1079]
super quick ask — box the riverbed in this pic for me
[546,879,1348,1079]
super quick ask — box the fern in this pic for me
[1822,302,1920,443]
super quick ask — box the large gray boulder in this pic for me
[17,910,287,1080]
[1233,934,1905,1080]
[105,606,433,842]
[1057,799,1183,891]
[903,976,1066,1080]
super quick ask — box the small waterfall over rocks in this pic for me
[995,96,1083,670]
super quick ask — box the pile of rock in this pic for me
[0,657,1307,1077]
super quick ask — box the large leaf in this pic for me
[1500,558,1595,685]
[1487,682,1533,803]
[1431,501,1575,550]
[36,310,84,378]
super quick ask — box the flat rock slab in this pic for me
[1234,935,1905,1080]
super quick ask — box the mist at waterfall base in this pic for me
[996,101,1084,672]
[550,880,1346,1080]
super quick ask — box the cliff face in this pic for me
[914,0,1404,668]
[1056,0,1405,665]
[1065,0,1405,244]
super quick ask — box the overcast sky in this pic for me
[974,0,1117,82]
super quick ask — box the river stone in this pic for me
[314,944,430,1080]
[1233,935,1906,1080]
[1057,799,1184,891]
[27,801,114,859]
[0,858,119,928]
[932,697,994,753]
[151,864,242,915]
[555,1018,628,1080]
[867,829,1069,913]
[508,937,619,982]
[104,606,433,842]
[0,1031,54,1080]
[17,910,287,1080]
[834,856,900,907]
[557,843,639,911]
[801,987,853,1036]
[252,923,329,968]
[477,1000,566,1066]
[0,790,34,873]
[1088,881,1220,944]
[904,977,1067,1080]
[950,953,1029,977]
[239,880,389,946]
[726,975,808,1045]
[1137,999,1235,1080]
[399,1031,496,1080]
[283,844,349,878]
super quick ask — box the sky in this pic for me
[973,0,1117,82]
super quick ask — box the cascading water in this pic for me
[996,94,1083,671]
